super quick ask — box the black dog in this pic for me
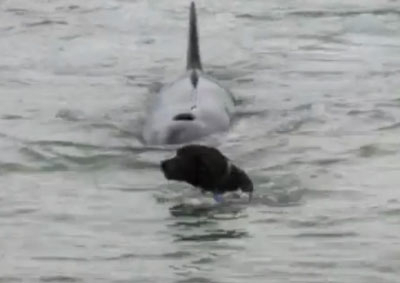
[160,145,253,202]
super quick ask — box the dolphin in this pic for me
[142,2,235,145]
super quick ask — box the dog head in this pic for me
[161,145,228,189]
[160,144,253,198]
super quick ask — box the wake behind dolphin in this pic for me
[142,2,236,145]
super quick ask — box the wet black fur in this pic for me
[161,145,253,195]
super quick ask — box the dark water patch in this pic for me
[6,8,30,15]
[295,231,358,238]
[79,6,119,15]
[169,203,246,218]
[289,9,400,18]
[25,20,68,27]
[0,277,23,283]
[124,74,149,82]
[0,207,38,217]
[260,191,304,206]
[48,213,80,223]
[310,157,347,166]
[0,78,32,86]
[1,114,24,120]
[236,13,281,22]
[260,164,289,172]
[176,277,217,283]
[378,122,400,131]
[282,70,346,78]
[347,109,393,121]
[33,256,89,262]
[168,220,215,228]
[288,216,369,228]
[139,38,155,45]
[300,41,347,50]
[19,146,54,162]
[274,119,305,133]
[380,207,400,216]
[376,99,400,109]
[111,186,159,193]
[56,109,85,122]
[0,162,65,174]
[0,26,14,33]
[357,144,398,158]
[289,156,347,167]
[288,219,325,228]
[293,260,338,269]
[55,5,81,12]
[40,276,81,283]
[174,229,249,242]
[368,70,400,78]
[234,108,269,120]
[67,5,80,10]
[127,79,163,94]
[101,253,161,261]
[357,259,400,274]
[120,158,160,170]
[235,77,254,84]
[112,127,145,141]
[205,67,255,83]
[232,95,254,106]
[59,34,84,41]
[192,256,215,265]
[251,218,280,224]
[100,251,192,261]
[163,251,192,259]
[292,103,313,112]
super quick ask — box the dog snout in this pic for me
[161,160,168,172]
[161,159,175,180]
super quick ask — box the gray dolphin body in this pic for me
[142,2,235,145]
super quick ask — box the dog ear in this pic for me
[195,150,227,189]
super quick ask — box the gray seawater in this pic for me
[1,0,400,282]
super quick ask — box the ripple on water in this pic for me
[175,277,217,283]
[0,277,23,283]
[153,173,306,225]
[294,231,359,239]
[288,9,400,18]
[174,229,249,242]
[357,144,399,158]
[39,276,82,283]
[33,256,89,262]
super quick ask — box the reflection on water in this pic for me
[169,214,249,242]
[174,229,249,242]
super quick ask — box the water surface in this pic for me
[1,0,400,282]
